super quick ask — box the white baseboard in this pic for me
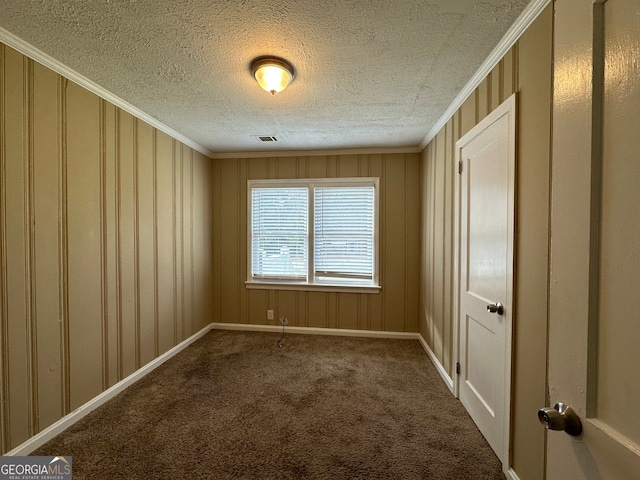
[213,325,457,391]
[211,322,421,340]
[416,334,454,393]
[6,323,461,457]
[6,323,214,456]
[505,467,522,480]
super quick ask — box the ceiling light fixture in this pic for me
[251,57,295,95]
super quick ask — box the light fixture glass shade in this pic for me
[251,58,294,95]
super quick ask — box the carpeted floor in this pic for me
[33,330,505,479]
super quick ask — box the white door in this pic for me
[547,0,640,478]
[454,94,515,468]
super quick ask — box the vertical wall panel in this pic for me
[433,133,445,360]
[277,291,297,326]
[429,142,436,346]
[418,147,429,344]
[3,46,31,447]
[306,293,328,328]
[218,159,239,324]
[337,293,358,330]
[460,94,477,138]
[327,293,338,329]
[490,63,502,111]
[156,132,175,354]
[136,122,156,366]
[247,157,268,180]
[32,62,63,428]
[211,152,220,326]
[442,118,455,374]
[246,159,267,326]
[367,155,384,331]
[205,156,214,328]
[65,81,103,410]
[306,156,329,178]
[117,110,138,377]
[194,152,212,331]
[404,154,420,333]
[510,7,552,479]
[103,102,119,388]
[477,78,490,121]
[191,151,203,330]
[181,145,194,337]
[381,154,405,332]
[237,159,248,326]
[276,156,297,179]
[0,43,6,454]
[502,47,516,100]
[297,293,309,328]
[247,290,268,325]
[173,140,184,339]
[337,154,359,178]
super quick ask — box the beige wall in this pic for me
[419,6,553,480]
[212,154,420,332]
[0,43,213,454]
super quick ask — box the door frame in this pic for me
[452,93,517,470]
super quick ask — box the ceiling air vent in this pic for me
[252,135,278,142]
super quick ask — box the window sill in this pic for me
[245,281,381,294]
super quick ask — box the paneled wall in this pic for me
[0,44,213,454]
[420,6,553,480]
[212,154,419,332]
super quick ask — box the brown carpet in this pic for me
[33,330,505,479]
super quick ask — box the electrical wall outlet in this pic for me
[267,310,274,321]
[279,315,288,326]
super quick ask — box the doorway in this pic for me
[453,94,516,470]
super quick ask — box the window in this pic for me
[247,178,380,293]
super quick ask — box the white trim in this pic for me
[0,27,214,159]
[452,114,462,401]
[247,177,380,290]
[0,0,550,161]
[417,335,454,392]
[5,324,214,456]
[6,323,461,456]
[213,325,457,394]
[505,468,522,480]
[419,0,551,150]
[212,322,420,340]
[0,0,549,162]
[454,93,516,474]
[247,177,380,187]
[245,282,381,294]
[211,146,421,159]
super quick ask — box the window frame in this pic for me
[246,177,380,294]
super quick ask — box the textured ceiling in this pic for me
[0,0,530,155]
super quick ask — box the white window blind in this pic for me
[314,186,375,281]
[248,178,379,291]
[250,187,308,280]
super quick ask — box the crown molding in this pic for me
[2,0,551,161]
[0,27,215,159]
[419,0,552,150]
[210,145,422,159]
